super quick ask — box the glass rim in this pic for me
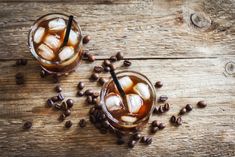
[100,70,156,128]
[28,13,83,65]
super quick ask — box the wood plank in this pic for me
[0,0,234,59]
[0,58,234,156]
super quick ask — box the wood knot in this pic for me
[225,61,235,75]
[190,13,212,30]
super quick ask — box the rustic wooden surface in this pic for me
[0,0,234,157]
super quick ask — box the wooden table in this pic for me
[0,0,234,156]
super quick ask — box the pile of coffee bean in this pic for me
[179,104,193,115]
[153,103,170,114]
[170,115,182,126]
[150,120,165,133]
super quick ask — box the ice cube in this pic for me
[105,93,123,111]
[126,94,143,113]
[44,35,61,50]
[118,76,133,92]
[133,83,150,100]
[121,116,137,123]
[48,18,66,31]
[68,29,79,46]
[58,46,74,61]
[38,44,55,60]
[34,27,45,44]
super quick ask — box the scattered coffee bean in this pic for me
[103,60,111,67]
[90,115,96,123]
[86,96,93,104]
[47,99,54,107]
[140,136,147,143]
[92,98,98,104]
[59,114,66,121]
[92,92,100,98]
[123,60,131,67]
[66,99,74,108]
[51,96,58,102]
[133,133,141,141]
[77,82,85,90]
[176,116,182,125]
[158,123,165,130]
[83,50,89,58]
[185,104,193,112]
[54,103,61,110]
[158,105,164,113]
[61,102,68,111]
[55,85,62,93]
[57,93,64,101]
[79,119,86,128]
[16,59,28,66]
[40,69,47,78]
[87,54,95,62]
[116,52,124,60]
[179,107,187,115]
[84,89,93,96]
[164,103,170,111]
[155,81,163,88]
[159,95,168,102]
[110,56,117,62]
[89,107,96,115]
[101,120,109,129]
[83,35,91,44]
[77,91,84,97]
[116,138,125,145]
[151,126,159,133]
[65,120,72,128]
[98,77,107,86]
[94,66,104,73]
[197,101,207,108]
[90,73,99,81]
[23,121,32,130]
[145,137,152,145]
[151,120,160,127]
[128,140,136,148]
[153,106,158,114]
[104,66,110,72]
[170,115,176,123]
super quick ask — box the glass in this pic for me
[100,70,156,133]
[28,13,83,75]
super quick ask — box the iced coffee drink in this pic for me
[100,71,156,133]
[28,13,83,74]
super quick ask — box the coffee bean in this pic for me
[128,140,136,148]
[92,92,100,98]
[77,91,84,97]
[102,121,109,129]
[145,137,152,145]
[65,120,72,128]
[47,99,54,107]
[179,107,187,115]
[83,35,91,44]
[116,52,124,60]
[83,50,89,58]
[90,115,96,123]
[98,77,107,86]
[77,82,85,90]
[176,116,182,125]
[54,103,61,110]
[164,103,170,111]
[123,60,131,67]
[89,107,96,115]
[86,96,93,104]
[115,130,124,138]
[23,121,32,129]
[59,114,66,121]
[197,101,207,108]
[61,102,68,111]
[110,56,117,62]
[92,98,98,104]
[51,96,59,102]
[103,60,111,67]
[104,66,110,72]
[84,89,93,96]
[158,123,165,130]
[40,69,47,78]
[151,120,160,127]
[90,73,99,81]
[94,104,102,110]
[170,115,176,123]
[151,126,159,133]
[185,104,193,112]
[158,105,164,113]
[100,128,108,134]
[16,59,27,66]
[66,99,74,108]
[133,133,141,141]
[57,93,64,101]
[87,54,95,62]
[159,95,168,102]
[116,138,125,145]
[79,119,86,128]
[94,66,104,73]
[153,106,158,114]
[55,85,62,93]
[155,81,163,88]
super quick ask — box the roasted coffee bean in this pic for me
[23,121,32,130]
[140,136,147,143]
[16,59,28,66]
[66,99,74,108]
[83,50,89,58]
[55,85,62,93]
[77,91,84,97]
[153,106,158,114]
[86,96,93,104]
[79,119,86,128]
[116,52,124,60]
[51,96,58,102]
[185,104,193,112]
[151,126,159,133]
[110,56,117,62]
[176,116,182,125]
[145,137,152,145]
[83,35,91,44]
[179,107,187,115]
[90,115,96,123]
[197,101,207,108]
[159,95,168,102]
[151,120,160,127]
[92,92,100,98]
[103,60,111,67]
[116,138,125,145]
[90,73,99,81]
[98,77,107,86]
[94,66,103,73]
[54,103,61,110]
[61,102,68,111]
[92,98,98,104]
[123,60,131,67]
[64,109,71,117]
[104,66,110,72]
[87,54,95,62]
[100,128,108,134]
[158,105,164,113]
[164,103,170,111]
[94,104,102,110]
[89,107,96,115]
[84,89,93,96]
[128,140,136,148]
[57,93,64,101]
[99,113,106,121]
[59,114,66,121]
[170,115,176,123]
[40,69,47,78]
[77,81,85,90]
[133,133,141,141]
[65,120,72,128]
[158,123,165,130]
[47,99,54,107]
[155,81,163,88]
[102,121,109,129]
[109,64,115,71]
[115,130,124,138]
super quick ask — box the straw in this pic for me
[110,70,126,98]
[61,15,73,47]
